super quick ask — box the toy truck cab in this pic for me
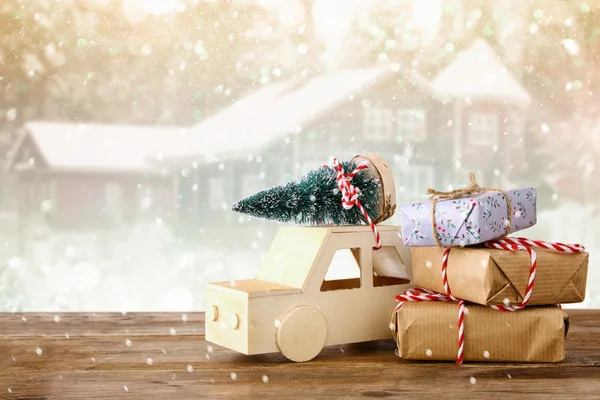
[205,225,412,362]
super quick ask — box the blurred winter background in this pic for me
[0,0,598,312]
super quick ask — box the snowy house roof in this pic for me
[7,64,414,173]
[160,64,400,163]
[431,39,531,106]
[9,122,187,174]
[6,81,298,173]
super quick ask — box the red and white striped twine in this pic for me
[395,237,585,364]
[492,237,585,253]
[484,237,585,311]
[327,158,381,249]
[394,288,466,364]
[484,240,537,311]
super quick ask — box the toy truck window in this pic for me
[372,246,411,287]
[320,248,361,291]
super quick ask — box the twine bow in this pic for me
[426,173,513,247]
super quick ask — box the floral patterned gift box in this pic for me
[399,186,537,247]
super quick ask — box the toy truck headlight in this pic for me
[229,313,240,330]
[210,305,219,322]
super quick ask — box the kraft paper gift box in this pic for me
[411,246,589,306]
[400,187,537,247]
[390,302,569,362]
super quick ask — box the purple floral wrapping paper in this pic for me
[399,188,537,247]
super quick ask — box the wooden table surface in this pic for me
[0,310,599,400]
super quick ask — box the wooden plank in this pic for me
[0,310,598,399]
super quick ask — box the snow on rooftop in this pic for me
[24,122,188,173]
[431,39,531,106]
[14,65,397,172]
[188,79,298,136]
[168,64,396,162]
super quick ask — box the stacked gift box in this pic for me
[390,176,590,363]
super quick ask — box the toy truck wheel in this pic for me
[276,306,327,362]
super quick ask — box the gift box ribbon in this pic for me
[426,173,512,247]
[393,237,585,364]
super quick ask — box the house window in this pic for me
[241,173,264,198]
[469,113,498,145]
[208,177,226,210]
[396,165,435,204]
[363,107,393,140]
[105,182,122,220]
[397,109,426,142]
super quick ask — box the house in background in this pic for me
[4,79,300,231]
[5,123,184,230]
[6,38,532,250]
[163,39,532,244]
[159,63,452,242]
[431,39,531,187]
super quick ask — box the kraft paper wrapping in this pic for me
[399,187,537,247]
[391,302,569,362]
[411,247,589,306]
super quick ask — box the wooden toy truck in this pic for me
[205,224,412,362]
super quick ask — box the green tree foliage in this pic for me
[232,160,382,225]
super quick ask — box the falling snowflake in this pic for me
[469,377,477,384]
[8,257,23,270]
[146,358,153,366]
[230,372,238,380]
[262,375,269,383]
[483,351,490,359]
[35,347,43,356]
[169,328,177,335]
[125,339,132,347]
[425,349,432,357]
[181,314,188,322]
[186,365,194,373]
[123,385,129,392]
[274,319,281,328]
[53,315,60,323]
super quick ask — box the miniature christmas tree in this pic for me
[232,153,396,226]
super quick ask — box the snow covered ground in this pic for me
[0,201,597,312]
[0,222,263,312]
